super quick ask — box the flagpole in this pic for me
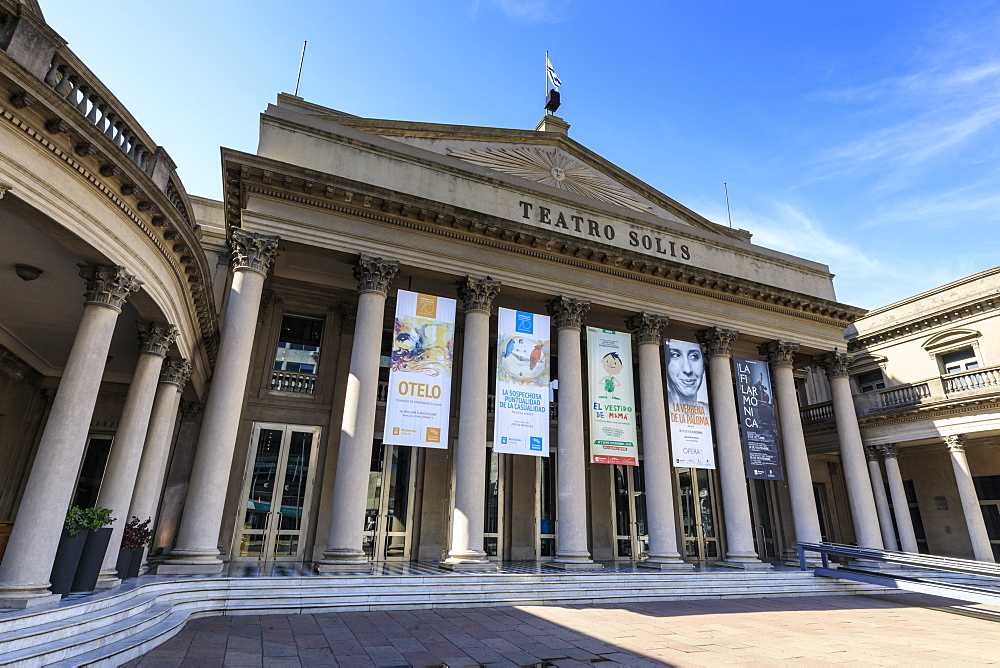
[545,50,549,113]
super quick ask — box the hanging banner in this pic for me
[733,358,784,480]
[383,290,456,449]
[665,339,716,469]
[493,308,551,456]
[586,328,638,465]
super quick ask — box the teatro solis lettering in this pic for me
[518,200,690,260]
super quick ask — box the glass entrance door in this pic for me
[363,440,415,561]
[748,479,779,560]
[484,447,505,559]
[677,467,720,562]
[537,453,557,559]
[612,463,649,561]
[234,423,320,562]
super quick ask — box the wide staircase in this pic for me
[0,566,892,667]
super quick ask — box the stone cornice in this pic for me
[848,293,1000,351]
[223,153,861,328]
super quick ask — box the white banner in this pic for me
[493,308,551,457]
[383,290,456,449]
[665,338,716,469]
[587,328,638,465]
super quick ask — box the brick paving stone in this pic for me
[262,639,299,656]
[261,658,302,668]
[222,651,263,667]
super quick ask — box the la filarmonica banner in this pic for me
[493,308,551,457]
[383,290,456,449]
[586,327,638,465]
[732,357,784,480]
[664,338,716,469]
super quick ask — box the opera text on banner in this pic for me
[586,327,638,465]
[493,308,551,456]
[383,290,456,449]
[733,358,784,480]
[664,338,716,469]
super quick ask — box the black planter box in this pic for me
[49,529,88,595]
[70,527,113,592]
[115,547,143,580]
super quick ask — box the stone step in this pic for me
[0,572,892,667]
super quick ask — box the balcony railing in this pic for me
[270,371,317,394]
[801,364,1000,425]
[943,365,1000,394]
[854,382,931,416]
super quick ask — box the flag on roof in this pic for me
[546,56,562,89]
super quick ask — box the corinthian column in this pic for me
[759,341,823,552]
[159,230,279,574]
[864,445,898,551]
[944,435,995,562]
[0,265,140,608]
[626,312,691,570]
[816,351,883,550]
[129,359,193,543]
[697,326,770,569]
[317,254,398,571]
[546,296,600,570]
[95,322,178,587]
[879,444,919,553]
[444,276,501,570]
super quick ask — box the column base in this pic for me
[717,558,773,571]
[639,559,695,571]
[549,554,603,571]
[95,570,122,589]
[314,549,372,573]
[0,592,62,609]
[155,547,225,575]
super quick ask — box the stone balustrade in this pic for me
[270,371,317,394]
[943,365,1000,394]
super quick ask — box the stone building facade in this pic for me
[2,0,995,611]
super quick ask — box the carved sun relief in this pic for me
[447,147,654,214]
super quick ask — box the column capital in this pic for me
[878,443,899,459]
[337,302,358,333]
[944,434,966,452]
[759,340,799,367]
[160,358,192,390]
[138,321,178,357]
[181,400,204,420]
[457,275,501,313]
[354,253,398,295]
[863,444,881,461]
[546,296,590,330]
[816,350,852,378]
[230,229,279,276]
[696,326,738,357]
[79,264,142,312]
[624,311,669,344]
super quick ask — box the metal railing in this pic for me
[799,542,1000,606]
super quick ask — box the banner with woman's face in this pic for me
[664,339,716,469]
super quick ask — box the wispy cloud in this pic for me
[697,199,968,309]
[485,0,571,22]
[811,9,1000,186]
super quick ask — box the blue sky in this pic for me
[40,0,1000,310]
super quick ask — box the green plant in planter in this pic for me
[64,506,89,537]
[84,506,115,531]
[121,516,153,549]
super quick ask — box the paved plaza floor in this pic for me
[126,593,1000,667]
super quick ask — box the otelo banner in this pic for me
[733,358,784,480]
[493,308,551,457]
[383,290,456,449]
[586,327,638,465]
[664,338,716,469]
